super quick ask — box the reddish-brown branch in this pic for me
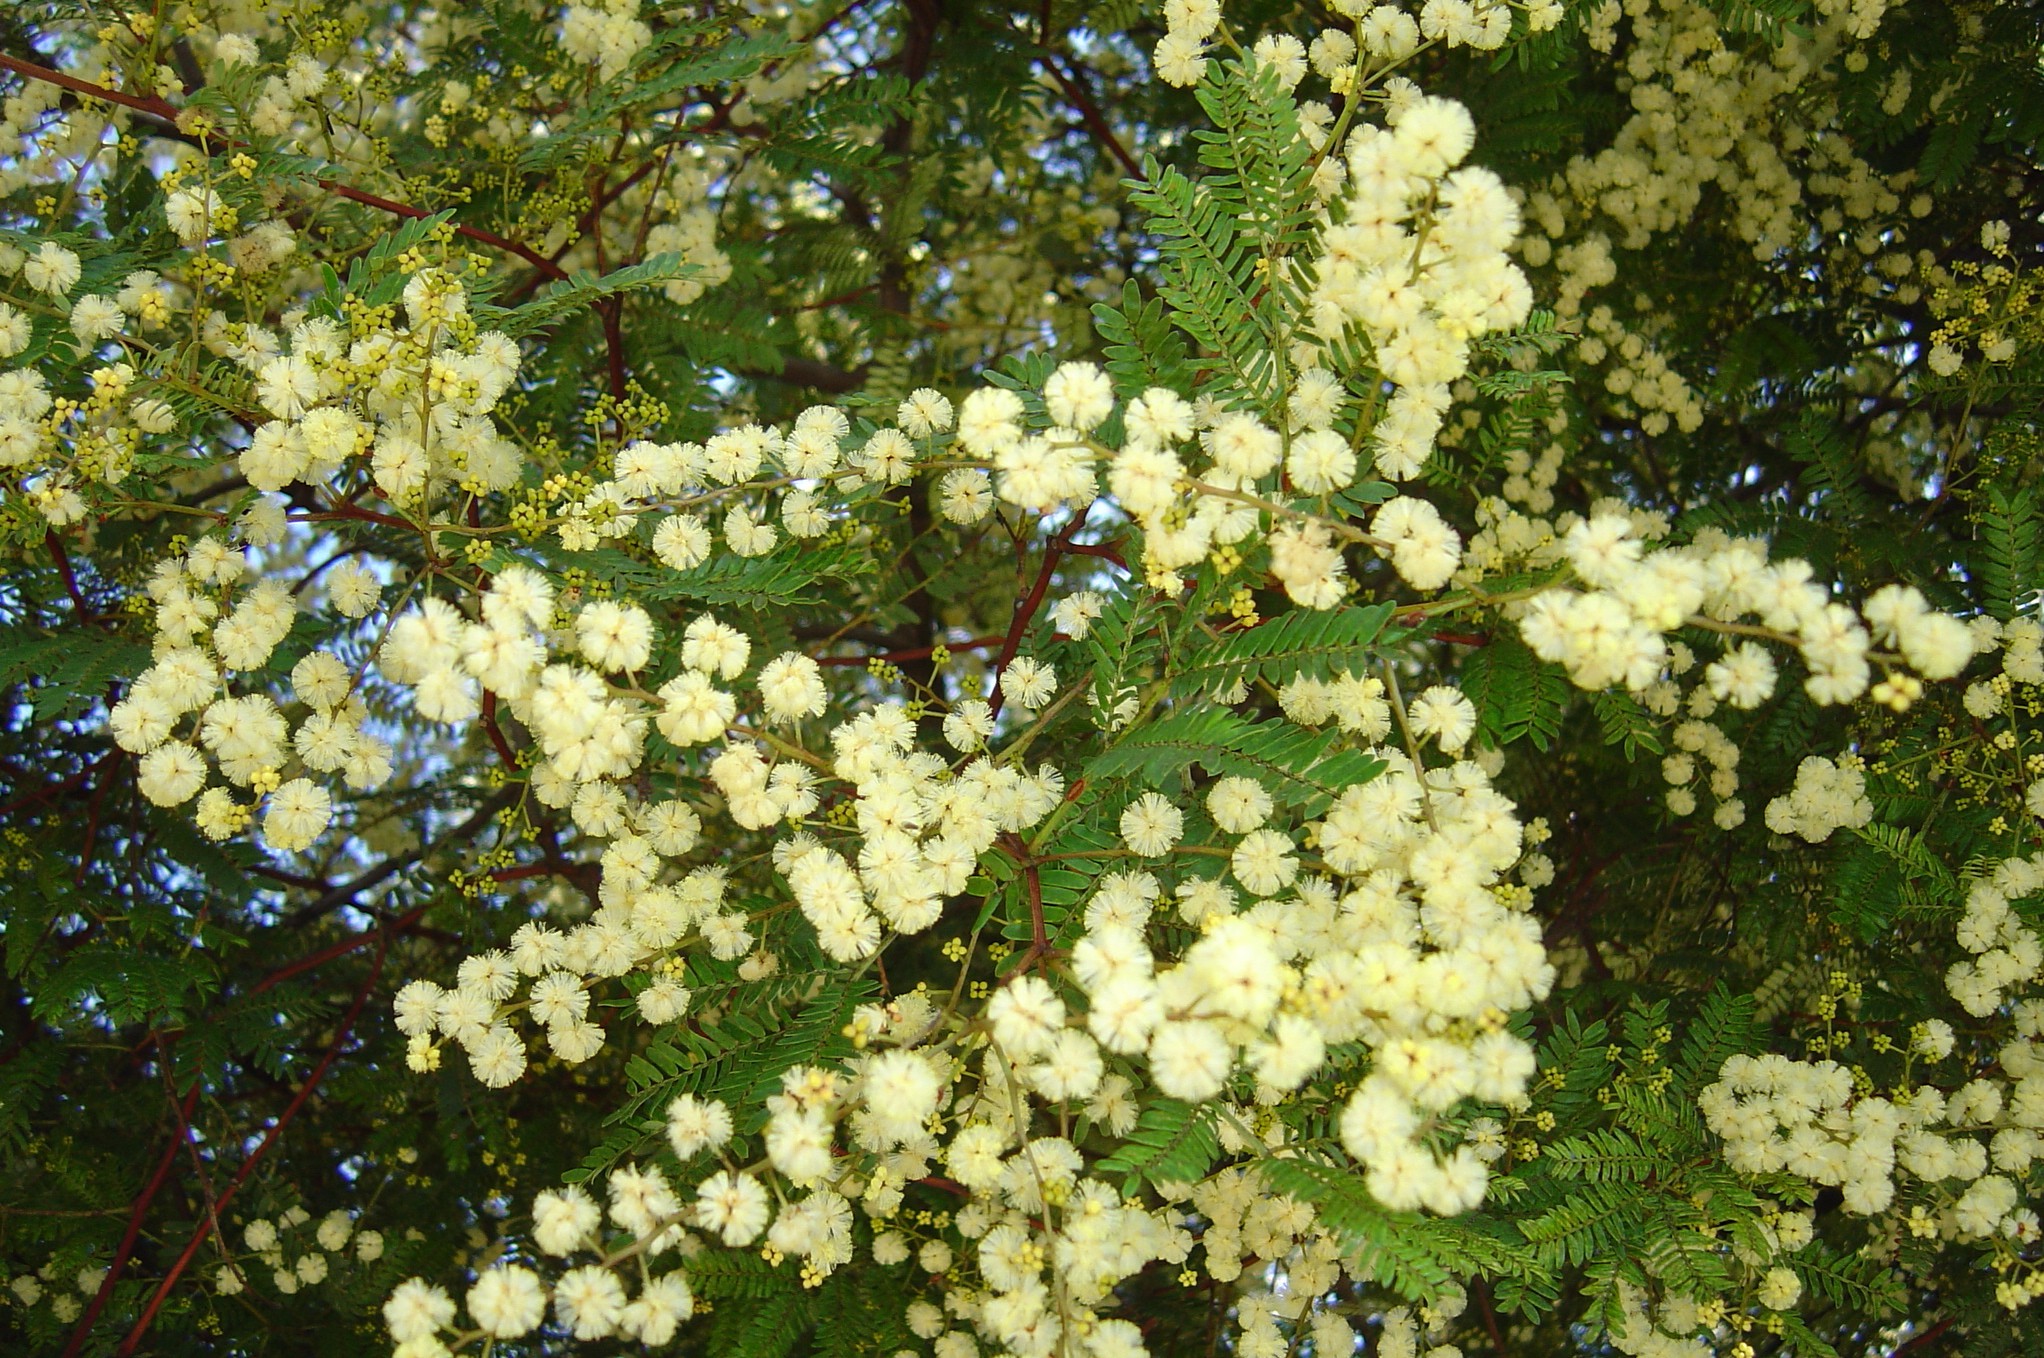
[250,789,514,971]
[480,693,520,769]
[469,521,528,771]
[584,152,633,404]
[1039,53,1142,180]
[0,52,168,119]
[118,933,392,1356]
[801,283,877,312]
[248,902,425,996]
[1025,863,1048,955]
[0,749,112,818]
[73,751,121,884]
[1062,539,1127,568]
[247,789,515,996]
[601,297,629,402]
[290,499,414,532]
[485,863,554,882]
[0,54,568,282]
[1892,1319,1953,1357]
[310,180,569,281]
[60,1082,201,1358]
[247,864,328,891]
[995,835,1065,975]
[501,104,739,309]
[483,849,596,885]
[1474,1279,1506,1354]
[987,512,1089,717]
[157,1042,233,1291]
[45,529,96,621]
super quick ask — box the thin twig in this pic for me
[0,749,114,818]
[988,511,1091,717]
[73,751,121,884]
[248,789,514,982]
[157,1041,235,1286]
[117,931,394,1355]
[44,529,97,622]
[1379,657,1437,829]
[60,1082,201,1358]
[1891,1319,1954,1357]
[1038,52,1142,179]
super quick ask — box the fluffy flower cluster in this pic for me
[598,389,963,564]
[1521,0,1912,444]
[0,272,188,517]
[1154,0,1560,91]
[1026,85,1533,607]
[41,0,2018,1351]
[1517,513,1975,708]
[1062,750,1553,1216]
[216,1207,383,1299]
[378,546,1085,1080]
[236,270,525,508]
[1311,95,1533,481]
[106,538,393,854]
[8,1260,118,1327]
[385,1164,696,1352]
[558,0,652,81]
[1947,857,2044,1020]
[779,737,1066,963]
[1762,755,1874,844]
[1703,851,2044,1306]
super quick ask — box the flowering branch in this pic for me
[0,53,570,283]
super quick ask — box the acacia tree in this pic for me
[2,0,2042,1354]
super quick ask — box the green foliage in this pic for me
[1084,708,1384,817]
[1092,279,1195,394]
[315,208,460,317]
[1832,821,1963,938]
[1673,987,1758,1091]
[1796,1240,1907,1316]
[706,1281,815,1358]
[1093,1098,1219,1194]
[1975,483,2039,621]
[1458,634,1568,750]
[1259,1156,1547,1310]
[1787,412,1878,523]
[1130,159,1278,407]
[478,253,701,338]
[1129,54,1320,414]
[571,968,878,1184]
[811,1265,920,1357]
[552,537,879,610]
[1592,688,1664,761]
[1083,587,1165,727]
[0,624,152,720]
[1169,603,1396,700]
[1190,59,1318,265]
[1707,0,1812,42]
[1541,1127,1660,1183]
